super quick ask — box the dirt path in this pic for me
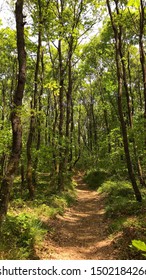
[37,172,119,259]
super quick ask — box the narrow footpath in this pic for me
[37,172,120,259]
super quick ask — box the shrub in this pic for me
[0,213,46,259]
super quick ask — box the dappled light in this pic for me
[0,0,146,260]
[35,174,128,260]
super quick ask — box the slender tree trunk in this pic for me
[106,0,142,202]
[138,77,143,110]
[119,30,145,187]
[139,0,146,147]
[65,39,73,171]
[69,97,74,169]
[52,93,58,171]
[0,0,26,222]
[9,58,17,107]
[48,44,59,172]
[20,161,25,196]
[100,86,111,153]
[127,51,134,116]
[0,82,6,177]
[66,49,72,139]
[91,98,97,149]
[73,103,81,167]
[26,0,42,198]
[127,52,146,186]
[58,38,65,191]
[26,110,35,199]
[33,50,44,184]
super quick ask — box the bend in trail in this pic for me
[37,172,119,260]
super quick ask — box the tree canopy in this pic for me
[0,0,145,260]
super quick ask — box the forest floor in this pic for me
[0,171,145,260]
[35,171,124,260]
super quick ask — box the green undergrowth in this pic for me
[0,213,46,260]
[84,169,146,259]
[84,169,110,189]
[0,175,77,260]
[98,179,146,221]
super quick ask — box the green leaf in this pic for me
[132,240,146,252]
[127,0,139,9]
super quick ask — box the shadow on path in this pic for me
[37,172,119,259]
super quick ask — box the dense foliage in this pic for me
[0,0,145,259]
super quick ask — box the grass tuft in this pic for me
[0,175,76,260]
[83,169,146,259]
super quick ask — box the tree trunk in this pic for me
[100,85,111,153]
[127,51,146,187]
[33,50,44,185]
[26,111,35,199]
[139,0,146,147]
[106,0,142,202]
[65,39,73,170]
[73,103,81,167]
[20,162,25,196]
[26,0,42,198]
[69,97,74,169]
[58,38,65,191]
[119,27,145,187]
[0,0,26,222]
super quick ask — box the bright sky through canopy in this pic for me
[0,0,15,27]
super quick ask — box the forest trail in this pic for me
[36,171,119,260]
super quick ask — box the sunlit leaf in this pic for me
[132,240,146,252]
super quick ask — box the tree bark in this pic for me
[139,0,146,147]
[58,38,65,191]
[33,50,44,185]
[106,0,142,202]
[26,0,42,198]
[73,103,81,167]
[127,51,146,187]
[100,85,111,153]
[0,0,26,222]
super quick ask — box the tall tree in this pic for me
[0,0,26,221]
[139,0,146,146]
[106,0,142,202]
[26,0,43,199]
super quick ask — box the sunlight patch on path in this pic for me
[36,173,118,260]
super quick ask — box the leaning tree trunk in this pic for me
[0,0,26,222]
[127,51,146,187]
[139,0,146,147]
[106,0,142,202]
